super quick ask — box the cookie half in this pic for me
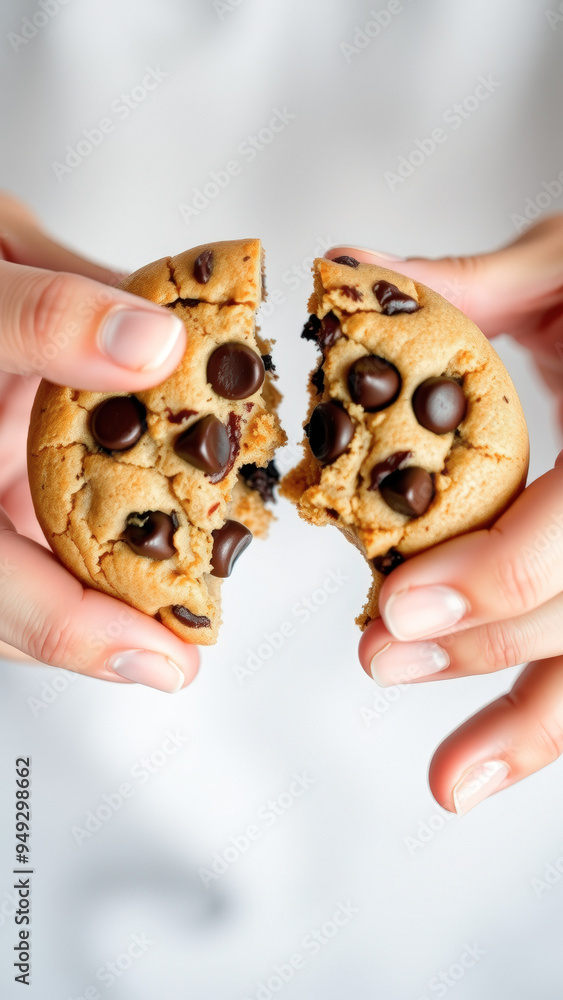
[28,240,286,645]
[281,256,529,628]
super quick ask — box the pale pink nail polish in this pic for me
[370,641,449,687]
[98,308,184,371]
[453,760,510,816]
[383,585,469,641]
[107,649,185,693]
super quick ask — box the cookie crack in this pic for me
[455,441,515,462]
[166,256,182,298]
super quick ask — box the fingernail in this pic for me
[383,585,469,641]
[98,307,184,371]
[107,649,185,693]
[326,246,406,262]
[453,760,510,816]
[370,641,449,687]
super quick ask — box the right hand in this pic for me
[331,218,563,813]
[0,192,199,693]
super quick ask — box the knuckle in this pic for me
[490,542,548,616]
[530,720,563,763]
[29,272,76,346]
[524,714,562,763]
[505,691,563,763]
[479,617,537,670]
[440,255,483,312]
[23,610,79,667]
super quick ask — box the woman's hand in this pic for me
[0,192,199,693]
[328,217,563,814]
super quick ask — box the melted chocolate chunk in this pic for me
[166,297,200,309]
[171,605,211,629]
[211,520,252,577]
[174,415,229,475]
[209,412,241,483]
[311,365,325,395]
[90,396,146,451]
[261,354,276,373]
[300,312,341,351]
[301,314,321,343]
[332,255,360,268]
[318,312,342,350]
[193,249,214,284]
[307,401,354,465]
[207,342,265,400]
[124,511,177,560]
[412,376,467,434]
[239,460,280,502]
[373,280,420,315]
[340,285,363,301]
[379,466,434,517]
[373,548,404,575]
[165,407,197,424]
[348,355,401,411]
[369,451,412,490]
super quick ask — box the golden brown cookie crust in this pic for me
[28,240,286,645]
[281,258,529,628]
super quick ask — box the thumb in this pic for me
[326,215,563,338]
[0,260,186,390]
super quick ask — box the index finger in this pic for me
[0,190,124,283]
[378,460,563,642]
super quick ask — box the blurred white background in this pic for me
[1,0,563,996]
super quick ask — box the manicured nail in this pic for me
[326,246,406,262]
[107,649,185,693]
[453,760,510,816]
[370,641,449,687]
[98,307,184,371]
[383,585,469,641]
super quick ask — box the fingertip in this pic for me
[358,618,389,677]
[105,647,198,694]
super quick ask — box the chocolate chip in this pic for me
[301,314,321,343]
[239,460,280,502]
[261,354,276,373]
[379,467,434,517]
[207,342,265,400]
[340,285,363,301]
[373,548,405,575]
[311,365,325,395]
[373,280,420,315]
[307,401,354,464]
[171,605,211,629]
[90,396,146,451]
[370,451,412,490]
[174,415,229,474]
[412,377,467,434]
[211,520,252,577]
[332,255,360,268]
[124,511,177,560]
[348,355,401,411]
[193,249,214,284]
[208,412,241,484]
